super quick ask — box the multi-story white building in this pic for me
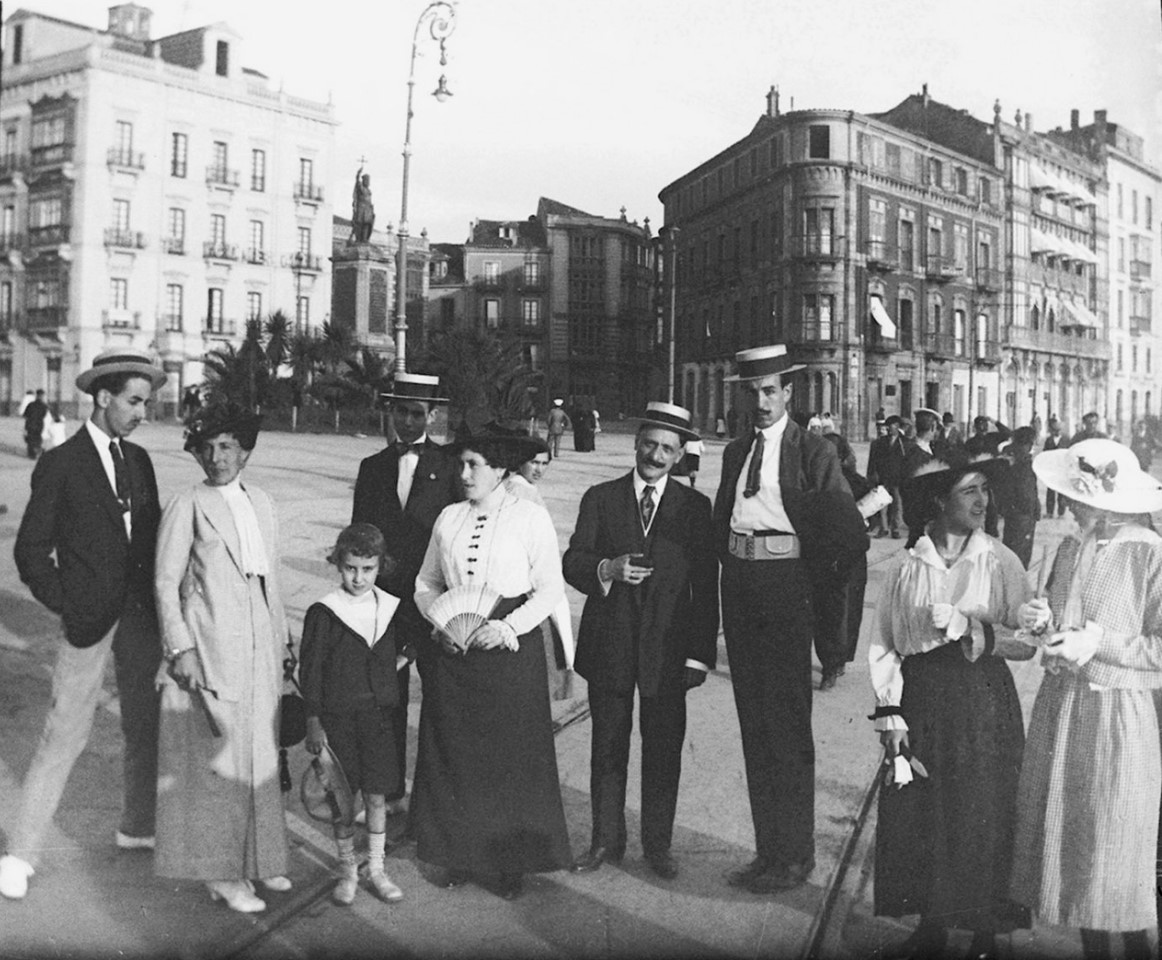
[1049,111,1162,437]
[0,4,336,416]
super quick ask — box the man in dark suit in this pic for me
[866,415,907,538]
[1042,415,1067,517]
[714,344,855,894]
[564,402,718,880]
[1068,410,1106,446]
[4,349,166,900]
[351,373,460,817]
[901,407,943,548]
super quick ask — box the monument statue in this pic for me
[351,165,375,244]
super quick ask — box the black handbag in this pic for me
[278,646,307,792]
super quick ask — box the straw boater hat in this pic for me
[75,347,167,392]
[1034,438,1162,514]
[636,401,699,443]
[725,344,805,382]
[913,407,941,421]
[379,372,449,404]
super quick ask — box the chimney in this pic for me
[766,85,780,118]
[922,82,930,108]
[1070,109,1079,131]
[1094,109,1108,144]
[1025,112,1033,132]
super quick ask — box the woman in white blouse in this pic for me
[869,452,1033,959]
[412,428,573,900]
[154,404,291,913]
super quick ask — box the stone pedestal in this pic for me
[331,242,396,359]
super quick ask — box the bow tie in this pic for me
[394,441,424,456]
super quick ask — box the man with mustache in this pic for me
[564,403,719,880]
[715,344,858,894]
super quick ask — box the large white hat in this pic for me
[1033,438,1162,514]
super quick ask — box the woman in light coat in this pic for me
[1011,439,1162,960]
[154,403,292,913]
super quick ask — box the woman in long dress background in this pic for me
[412,428,572,900]
[1010,438,1162,960]
[154,403,291,913]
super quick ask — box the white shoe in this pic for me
[206,880,266,913]
[0,855,34,900]
[368,867,403,903]
[115,831,155,850]
[259,875,292,892]
[332,865,359,906]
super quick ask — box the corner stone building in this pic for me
[659,87,1109,439]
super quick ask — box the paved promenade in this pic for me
[0,414,1111,958]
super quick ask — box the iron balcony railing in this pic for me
[293,181,324,202]
[203,317,237,336]
[104,228,147,249]
[205,166,240,188]
[204,241,239,261]
[106,147,145,169]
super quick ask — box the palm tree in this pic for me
[263,310,292,373]
[237,317,267,410]
[318,321,356,375]
[418,328,534,434]
[287,330,321,430]
[201,343,252,407]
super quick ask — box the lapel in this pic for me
[407,442,439,512]
[75,427,129,542]
[194,482,245,575]
[779,420,804,492]
[648,476,683,542]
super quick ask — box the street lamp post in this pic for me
[665,225,679,403]
[395,1,457,374]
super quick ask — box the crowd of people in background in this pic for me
[3,345,1161,960]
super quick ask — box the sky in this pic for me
[17,0,1162,244]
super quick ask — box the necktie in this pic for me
[109,441,130,514]
[394,441,424,456]
[743,432,765,498]
[640,485,656,531]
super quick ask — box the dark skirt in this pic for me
[875,642,1029,932]
[412,602,572,876]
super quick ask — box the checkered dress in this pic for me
[1010,525,1162,930]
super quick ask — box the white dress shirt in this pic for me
[396,432,428,506]
[730,413,794,534]
[85,419,131,539]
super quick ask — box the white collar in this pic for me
[318,585,400,645]
[912,528,992,570]
[85,418,116,448]
[757,412,789,444]
[633,470,669,502]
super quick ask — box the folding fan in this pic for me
[427,583,502,652]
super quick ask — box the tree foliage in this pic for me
[415,327,534,432]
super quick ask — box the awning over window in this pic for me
[869,295,897,338]
[1062,300,1099,329]
[1030,164,1096,207]
[1030,227,1058,254]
